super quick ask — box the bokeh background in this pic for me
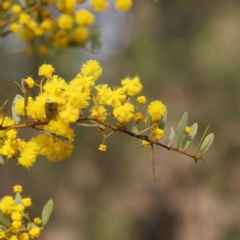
[1,0,240,239]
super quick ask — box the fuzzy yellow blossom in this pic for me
[73,74,95,93]
[19,13,31,25]
[34,27,44,36]
[29,227,41,239]
[114,0,132,12]
[2,1,11,10]
[11,4,22,14]
[91,0,109,11]
[147,100,165,123]
[6,129,17,140]
[107,87,126,107]
[90,105,107,121]
[75,9,95,26]
[12,220,22,229]
[13,185,23,193]
[94,84,112,105]
[41,19,54,30]
[38,45,48,55]
[185,126,191,134]
[0,196,15,215]
[19,233,30,240]
[15,97,32,116]
[81,60,102,80]
[11,212,22,221]
[113,102,134,122]
[99,144,107,151]
[10,23,20,33]
[70,27,89,44]
[52,30,69,48]
[57,14,74,29]
[0,232,6,239]
[121,76,143,96]
[10,236,18,240]
[77,0,86,3]
[34,217,42,225]
[14,204,24,213]
[55,0,75,13]
[0,139,19,158]
[59,105,80,124]
[134,112,144,124]
[18,141,39,168]
[137,96,147,105]
[25,77,35,88]
[43,75,67,94]
[153,128,164,140]
[38,64,55,78]
[142,140,150,148]
[22,198,32,207]
[20,28,35,41]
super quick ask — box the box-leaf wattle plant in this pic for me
[0,0,133,57]
[0,185,53,239]
[0,60,214,180]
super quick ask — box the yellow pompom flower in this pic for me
[38,64,55,78]
[0,196,15,215]
[19,13,31,25]
[113,102,134,122]
[147,100,165,124]
[70,27,89,44]
[90,105,107,121]
[14,204,24,213]
[107,87,126,107]
[137,96,147,105]
[75,9,95,26]
[99,144,107,151]
[19,233,30,240]
[185,126,191,134]
[13,185,23,193]
[57,14,74,30]
[142,140,150,148]
[10,236,18,240]
[94,84,112,105]
[134,112,143,124]
[81,60,102,80]
[10,23,20,33]
[12,220,22,229]
[52,30,69,48]
[11,211,22,221]
[38,45,48,55]
[0,232,6,239]
[153,128,164,140]
[77,0,86,3]
[2,1,11,10]
[34,217,42,225]
[22,198,32,207]
[25,77,35,88]
[91,0,109,12]
[11,4,22,14]
[41,19,54,30]
[29,227,41,239]
[114,0,132,12]
[121,76,143,96]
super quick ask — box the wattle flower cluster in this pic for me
[0,60,166,168]
[0,0,133,55]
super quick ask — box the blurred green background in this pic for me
[1,0,240,239]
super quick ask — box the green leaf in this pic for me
[0,156,5,165]
[165,127,174,147]
[195,124,210,155]
[89,27,101,52]
[131,124,139,134]
[15,193,22,205]
[0,100,8,118]
[177,112,188,147]
[200,133,214,156]
[18,0,27,8]
[0,210,10,227]
[41,199,54,226]
[13,81,25,94]
[12,94,24,124]
[182,123,198,151]
[45,99,58,121]
[159,105,167,130]
[27,222,37,229]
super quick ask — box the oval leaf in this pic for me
[182,123,198,151]
[0,210,10,227]
[42,199,54,226]
[159,105,167,130]
[45,99,58,121]
[12,94,23,124]
[15,193,22,205]
[131,124,139,135]
[177,112,188,147]
[200,133,214,156]
[0,156,5,165]
[165,127,174,147]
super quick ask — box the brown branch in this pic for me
[0,115,203,161]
